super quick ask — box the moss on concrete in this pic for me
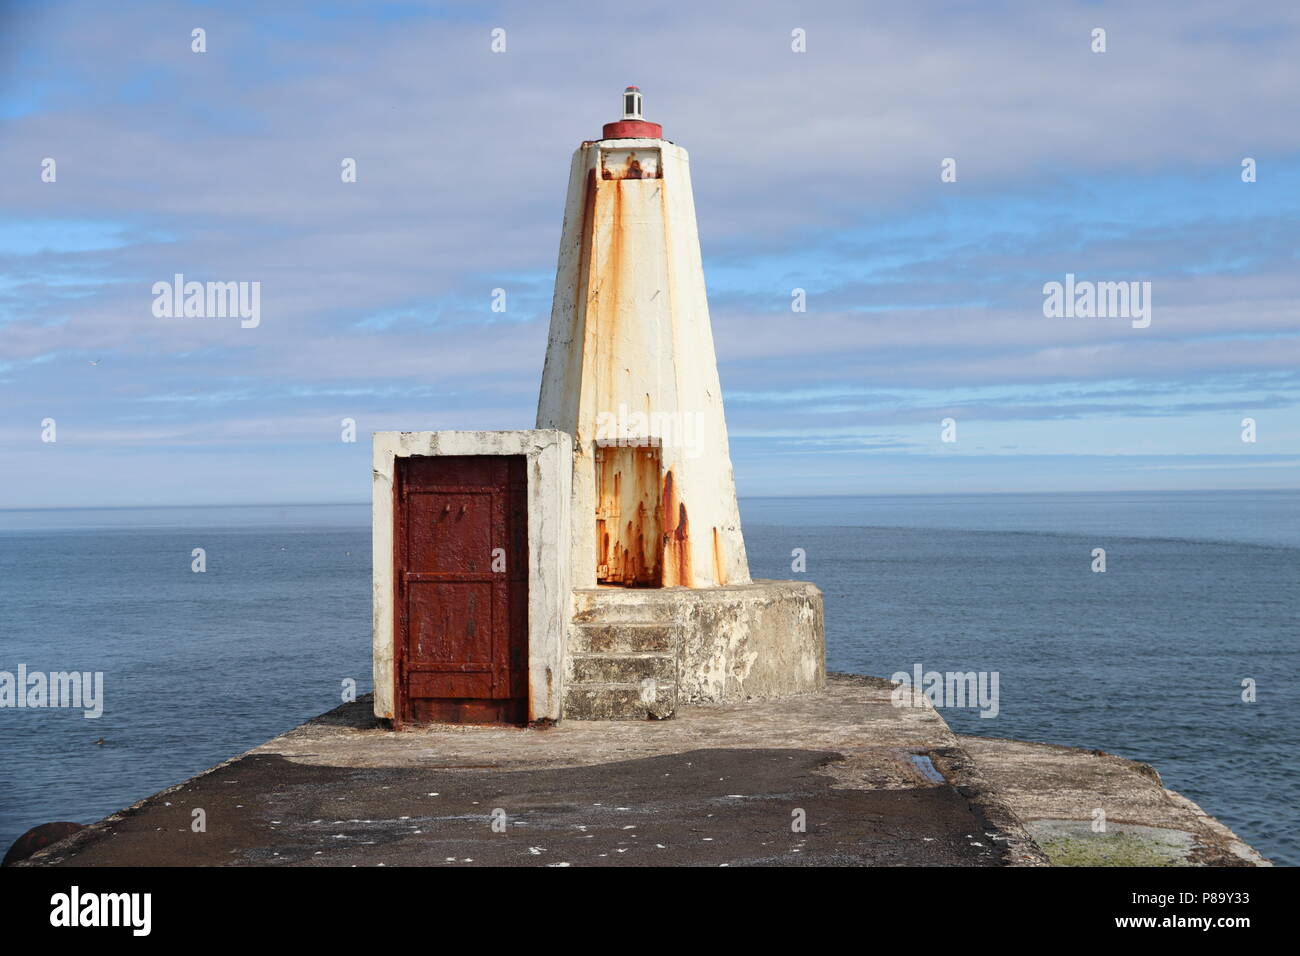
[1041,834,1187,866]
[1031,821,1196,867]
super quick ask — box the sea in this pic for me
[1,490,1296,865]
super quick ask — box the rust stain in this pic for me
[598,525,610,570]
[660,469,693,587]
[712,526,727,587]
[592,165,660,590]
[571,167,599,439]
[592,175,625,408]
[584,146,684,589]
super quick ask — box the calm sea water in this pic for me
[1,491,1296,865]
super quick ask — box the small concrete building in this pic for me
[373,89,824,727]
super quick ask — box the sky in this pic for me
[1,0,1298,507]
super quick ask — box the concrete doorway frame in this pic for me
[372,430,572,724]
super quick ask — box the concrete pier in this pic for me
[13,675,1267,868]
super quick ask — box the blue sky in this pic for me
[1,0,1298,506]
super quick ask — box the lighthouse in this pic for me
[372,88,823,726]
[537,87,750,591]
[535,89,825,719]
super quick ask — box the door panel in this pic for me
[394,455,528,725]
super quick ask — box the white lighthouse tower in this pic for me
[538,87,750,590]
[538,88,825,719]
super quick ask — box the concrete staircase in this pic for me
[564,599,680,719]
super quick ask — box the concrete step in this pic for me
[566,592,687,718]
[571,589,682,625]
[569,622,677,654]
[563,680,677,720]
[569,652,675,685]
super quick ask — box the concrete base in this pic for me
[564,580,825,719]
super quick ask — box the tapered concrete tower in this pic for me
[538,87,750,590]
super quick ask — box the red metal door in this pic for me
[394,455,528,726]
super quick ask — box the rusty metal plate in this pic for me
[600,146,662,180]
[595,445,662,586]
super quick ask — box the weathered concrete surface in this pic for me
[959,736,1271,867]
[565,581,825,718]
[17,675,1042,868]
